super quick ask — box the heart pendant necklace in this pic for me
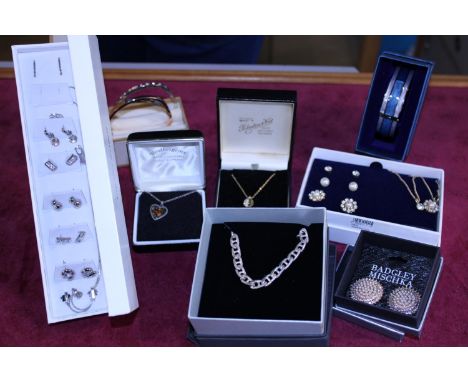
[145,191,198,221]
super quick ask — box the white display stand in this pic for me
[12,36,139,323]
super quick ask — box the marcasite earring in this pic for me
[44,160,58,172]
[51,199,63,210]
[61,268,75,281]
[69,196,81,208]
[81,267,97,278]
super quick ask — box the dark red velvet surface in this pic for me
[1,78,467,346]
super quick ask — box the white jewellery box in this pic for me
[111,91,190,167]
[127,130,206,247]
[215,88,296,208]
[296,147,444,247]
[188,207,328,337]
[12,36,139,323]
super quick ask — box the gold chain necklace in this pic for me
[391,172,439,213]
[231,172,276,208]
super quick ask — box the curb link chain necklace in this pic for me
[145,191,198,220]
[228,226,309,289]
[391,172,439,213]
[231,172,276,208]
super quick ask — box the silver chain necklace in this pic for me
[391,172,439,213]
[231,172,276,208]
[145,191,197,220]
[228,227,309,289]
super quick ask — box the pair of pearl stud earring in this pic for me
[308,166,360,202]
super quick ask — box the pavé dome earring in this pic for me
[348,277,384,305]
[387,287,421,314]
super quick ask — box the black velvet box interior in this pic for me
[188,244,335,346]
[216,169,289,207]
[127,130,206,245]
[300,158,440,231]
[334,230,440,328]
[198,222,324,321]
[356,52,433,161]
[135,191,203,243]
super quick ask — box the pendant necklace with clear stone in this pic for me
[145,191,198,221]
[230,172,276,207]
[391,172,439,213]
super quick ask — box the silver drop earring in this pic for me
[62,127,77,143]
[352,170,360,177]
[324,165,333,172]
[44,129,60,147]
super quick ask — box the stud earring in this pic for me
[324,165,333,172]
[69,196,81,208]
[81,267,97,278]
[75,231,86,243]
[388,287,421,315]
[44,160,58,172]
[348,181,358,192]
[341,198,358,213]
[308,189,326,202]
[348,277,383,305]
[65,154,78,166]
[352,170,360,177]
[61,268,75,281]
[56,236,71,244]
[61,127,77,143]
[51,199,63,210]
[44,129,60,147]
[320,177,330,187]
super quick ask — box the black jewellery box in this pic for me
[127,130,206,247]
[215,88,297,208]
[356,52,434,161]
[334,230,443,340]
[188,207,331,345]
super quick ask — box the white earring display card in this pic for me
[12,36,138,323]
